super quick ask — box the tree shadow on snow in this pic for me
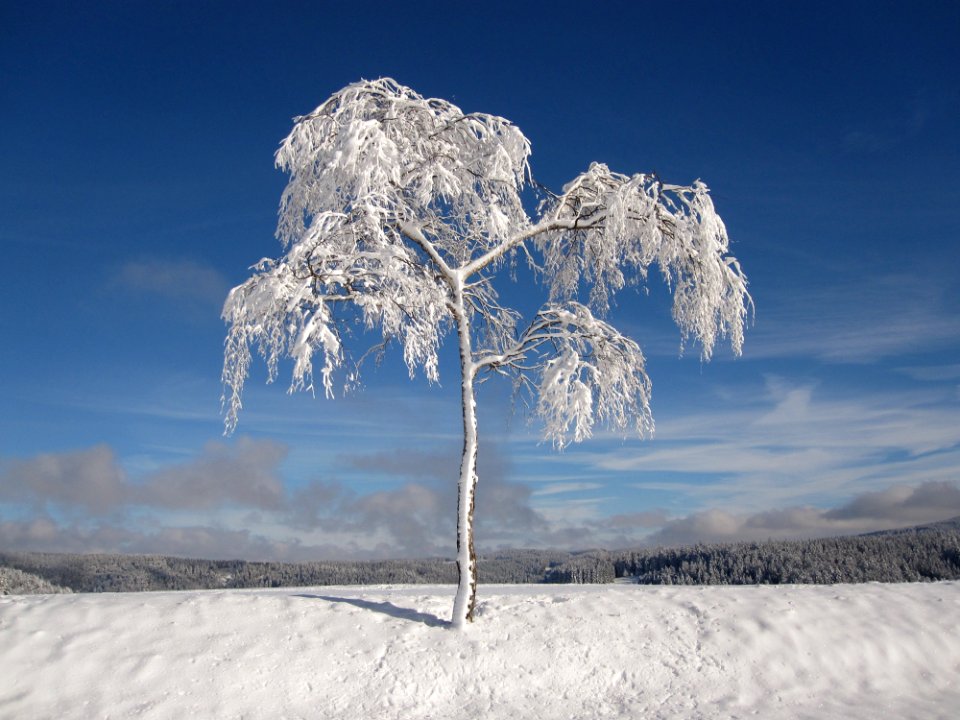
[296,594,448,628]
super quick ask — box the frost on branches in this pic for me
[222,78,751,627]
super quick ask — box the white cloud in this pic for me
[547,376,960,516]
[3,363,959,560]
[0,516,355,562]
[0,445,128,515]
[0,438,290,516]
[112,258,229,314]
[138,438,288,510]
[0,439,549,559]
[645,481,960,546]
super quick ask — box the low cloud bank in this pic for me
[0,440,549,560]
[2,442,958,559]
[646,481,960,546]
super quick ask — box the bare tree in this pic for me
[222,78,751,627]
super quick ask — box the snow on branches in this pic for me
[221,78,751,625]
[537,162,750,359]
[273,77,532,259]
[480,302,655,448]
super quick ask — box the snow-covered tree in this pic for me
[222,78,751,627]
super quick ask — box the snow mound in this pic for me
[1,582,957,719]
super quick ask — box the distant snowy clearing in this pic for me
[2,582,958,719]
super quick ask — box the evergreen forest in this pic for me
[2,518,957,594]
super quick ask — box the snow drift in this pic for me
[1,582,957,719]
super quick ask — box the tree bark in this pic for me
[451,281,479,628]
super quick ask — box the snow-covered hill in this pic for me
[1,582,957,719]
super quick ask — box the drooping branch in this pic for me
[221,259,344,435]
[477,302,654,448]
[221,218,453,434]
[535,163,751,359]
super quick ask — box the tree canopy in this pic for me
[221,78,751,624]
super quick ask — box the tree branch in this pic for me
[461,216,592,279]
[399,220,456,282]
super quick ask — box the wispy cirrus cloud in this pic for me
[897,364,960,382]
[560,376,960,515]
[532,482,604,497]
[112,258,230,315]
[841,87,958,155]
[748,271,959,363]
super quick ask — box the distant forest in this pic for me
[2,518,958,594]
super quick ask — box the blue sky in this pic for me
[2,1,959,560]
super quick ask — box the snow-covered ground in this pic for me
[1,582,957,719]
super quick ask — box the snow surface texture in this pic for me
[1,583,957,719]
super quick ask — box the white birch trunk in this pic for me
[451,281,479,628]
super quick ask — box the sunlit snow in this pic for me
[2,582,957,718]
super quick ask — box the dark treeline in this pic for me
[0,549,572,594]
[2,518,958,593]
[534,518,960,585]
[609,520,960,585]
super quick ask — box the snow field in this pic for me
[1,582,957,719]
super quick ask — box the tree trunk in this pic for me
[451,283,479,629]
